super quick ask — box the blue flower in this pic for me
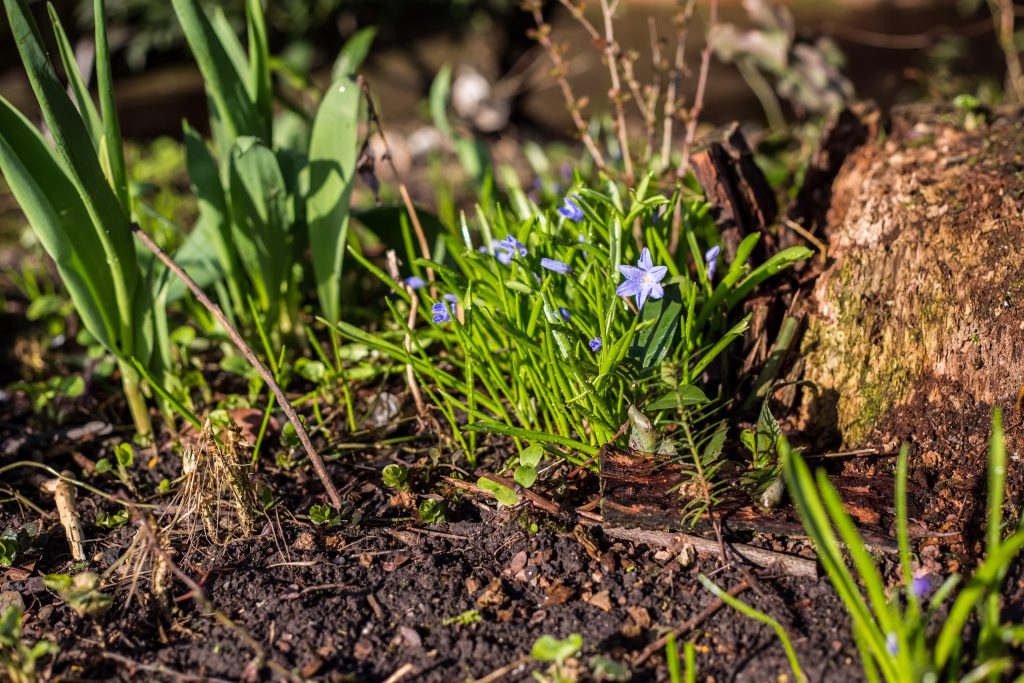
[557,195,584,223]
[497,234,527,264]
[705,245,721,281]
[558,307,571,322]
[443,293,458,303]
[403,275,426,290]
[589,337,602,352]
[431,301,453,324]
[911,575,932,600]
[540,258,571,274]
[616,247,668,310]
[886,632,898,656]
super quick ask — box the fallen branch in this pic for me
[600,526,817,579]
[131,225,343,509]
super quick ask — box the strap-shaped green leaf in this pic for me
[229,136,290,313]
[171,0,260,142]
[5,0,137,349]
[0,96,117,352]
[629,282,684,370]
[183,122,241,305]
[46,3,103,152]
[332,26,377,81]
[307,77,361,323]
[246,0,272,142]
[93,0,129,213]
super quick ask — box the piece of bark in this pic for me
[786,103,881,238]
[690,124,778,259]
[800,103,1024,446]
[600,449,901,553]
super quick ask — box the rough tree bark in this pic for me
[800,104,1024,447]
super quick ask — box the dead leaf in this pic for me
[543,582,575,606]
[585,590,612,611]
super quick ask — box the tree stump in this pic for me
[800,104,1024,448]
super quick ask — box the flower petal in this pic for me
[616,279,642,297]
[637,285,651,311]
[646,265,668,283]
[638,247,653,271]
[618,265,644,280]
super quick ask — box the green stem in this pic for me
[119,360,152,438]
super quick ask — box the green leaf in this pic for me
[5,0,139,352]
[647,384,709,411]
[418,498,446,524]
[382,464,409,490]
[630,283,684,369]
[726,246,813,309]
[113,443,133,468]
[307,77,361,323]
[520,444,544,468]
[181,122,241,302]
[229,136,291,312]
[531,633,582,663]
[332,26,377,80]
[430,63,455,139]
[477,477,519,507]
[93,0,129,213]
[0,97,118,352]
[514,465,537,488]
[171,0,260,141]
[46,3,103,151]
[245,0,272,141]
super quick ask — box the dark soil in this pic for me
[3,448,864,682]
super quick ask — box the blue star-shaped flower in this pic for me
[557,195,584,222]
[616,247,667,310]
[705,245,721,281]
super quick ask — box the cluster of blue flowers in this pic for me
[421,194,723,358]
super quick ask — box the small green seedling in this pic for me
[514,445,544,489]
[442,609,481,626]
[418,499,447,524]
[382,464,409,491]
[308,504,339,526]
[477,477,519,507]
[0,539,17,567]
[0,606,59,683]
[0,527,35,568]
[95,509,129,530]
[532,633,583,683]
[588,655,630,681]
[44,572,112,618]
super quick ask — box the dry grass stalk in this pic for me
[164,420,259,548]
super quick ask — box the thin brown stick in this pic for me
[383,663,417,683]
[676,0,718,180]
[385,249,426,416]
[357,77,435,288]
[529,2,608,171]
[130,225,343,509]
[97,651,235,683]
[632,579,750,664]
[472,655,532,683]
[599,0,634,181]
[993,0,1024,102]
[660,0,698,176]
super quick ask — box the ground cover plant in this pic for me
[1,0,1024,681]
